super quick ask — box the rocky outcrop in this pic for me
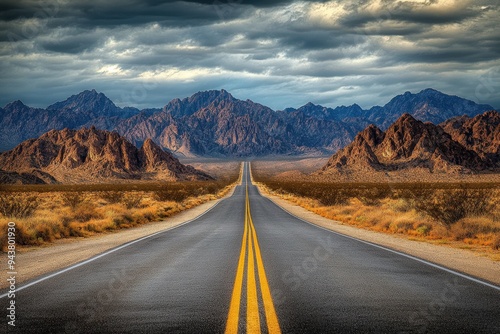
[320,113,488,175]
[321,125,384,171]
[441,110,500,168]
[0,127,211,183]
[138,138,207,180]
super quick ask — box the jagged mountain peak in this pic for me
[190,89,233,101]
[4,100,29,110]
[398,112,417,121]
[357,124,385,147]
[77,88,99,97]
[46,89,118,113]
[298,101,323,110]
[388,113,422,129]
[163,89,236,118]
[397,88,442,100]
[419,87,440,94]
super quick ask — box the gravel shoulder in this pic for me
[1,187,236,290]
[260,190,500,286]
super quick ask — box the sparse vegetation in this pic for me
[99,191,124,204]
[0,177,237,251]
[255,178,500,252]
[0,194,40,218]
[399,187,493,226]
[60,192,83,209]
[123,193,142,209]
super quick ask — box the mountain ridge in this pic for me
[1,88,495,156]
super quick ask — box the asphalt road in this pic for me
[2,162,499,333]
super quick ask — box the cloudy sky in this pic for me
[1,0,499,110]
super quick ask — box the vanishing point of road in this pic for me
[2,162,499,333]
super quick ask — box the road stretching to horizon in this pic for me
[2,162,499,333]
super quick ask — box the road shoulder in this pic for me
[261,190,500,286]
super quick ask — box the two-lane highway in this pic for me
[2,162,499,333]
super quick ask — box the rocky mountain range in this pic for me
[282,88,493,128]
[0,88,495,156]
[319,110,499,176]
[0,127,210,184]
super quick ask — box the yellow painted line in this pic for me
[249,201,282,334]
[246,215,261,333]
[225,164,281,333]
[225,197,249,334]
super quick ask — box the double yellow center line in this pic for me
[225,183,281,334]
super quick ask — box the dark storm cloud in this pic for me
[0,0,499,110]
[0,0,245,30]
[0,0,306,28]
[339,3,478,28]
[278,30,347,51]
[387,47,500,65]
[37,31,104,54]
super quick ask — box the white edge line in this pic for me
[0,197,226,299]
[252,182,500,292]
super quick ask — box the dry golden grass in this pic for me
[0,176,238,250]
[255,177,500,257]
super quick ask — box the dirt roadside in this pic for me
[259,189,500,286]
